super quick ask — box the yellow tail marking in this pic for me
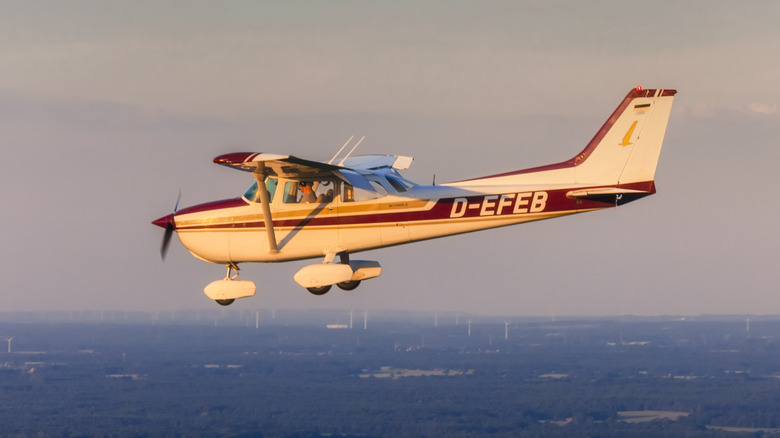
[620,120,638,146]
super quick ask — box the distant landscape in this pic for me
[2,310,780,437]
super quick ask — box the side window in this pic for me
[243,177,277,203]
[313,180,336,203]
[283,180,337,204]
[265,178,278,201]
[283,181,300,204]
[386,176,408,193]
[342,181,387,202]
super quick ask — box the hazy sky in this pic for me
[2,1,779,316]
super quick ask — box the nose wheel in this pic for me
[203,263,256,306]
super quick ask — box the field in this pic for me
[1,310,779,437]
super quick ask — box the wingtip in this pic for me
[213,153,257,165]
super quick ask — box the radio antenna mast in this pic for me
[338,136,365,166]
[328,136,354,165]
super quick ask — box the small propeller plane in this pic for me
[153,87,676,306]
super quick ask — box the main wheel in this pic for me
[337,280,361,291]
[306,285,332,296]
[215,299,235,306]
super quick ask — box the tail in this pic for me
[450,88,677,189]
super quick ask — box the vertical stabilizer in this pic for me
[574,88,676,186]
[449,88,676,188]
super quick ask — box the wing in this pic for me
[213,152,376,190]
[340,154,413,170]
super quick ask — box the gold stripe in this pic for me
[177,209,598,234]
[177,199,434,227]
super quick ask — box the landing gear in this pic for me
[337,280,361,291]
[306,285,332,295]
[304,253,360,294]
[203,263,256,306]
[294,252,380,295]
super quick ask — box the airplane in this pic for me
[153,87,676,306]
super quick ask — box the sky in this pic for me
[2,1,779,316]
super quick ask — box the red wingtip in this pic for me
[213,152,256,165]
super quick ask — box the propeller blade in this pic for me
[174,189,181,214]
[155,191,182,260]
[161,221,174,260]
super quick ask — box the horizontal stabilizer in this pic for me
[566,186,654,206]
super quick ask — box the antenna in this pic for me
[504,322,509,341]
[363,311,368,330]
[328,135,354,165]
[255,311,260,330]
[467,320,472,337]
[338,136,365,166]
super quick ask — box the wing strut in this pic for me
[254,165,278,253]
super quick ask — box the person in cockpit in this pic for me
[299,182,316,203]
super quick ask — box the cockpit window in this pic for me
[243,177,277,203]
[386,176,410,192]
[342,181,387,202]
[282,179,337,204]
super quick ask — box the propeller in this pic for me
[152,191,180,260]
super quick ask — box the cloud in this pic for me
[747,103,778,116]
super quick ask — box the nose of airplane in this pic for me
[152,214,174,229]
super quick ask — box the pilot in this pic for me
[299,182,316,203]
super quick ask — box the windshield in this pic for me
[243,177,278,203]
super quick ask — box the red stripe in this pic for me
[175,182,654,231]
[175,198,248,216]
